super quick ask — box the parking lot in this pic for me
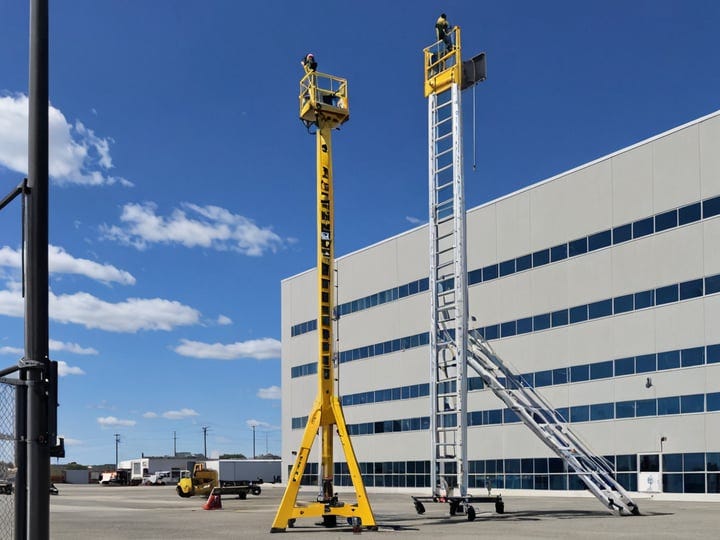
[49,484,717,539]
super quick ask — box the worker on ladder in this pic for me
[435,13,453,53]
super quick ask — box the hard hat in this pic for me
[307,53,314,58]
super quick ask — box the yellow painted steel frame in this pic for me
[423,26,462,97]
[271,74,375,533]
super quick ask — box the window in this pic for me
[684,473,705,493]
[635,354,656,373]
[614,294,634,314]
[533,249,550,267]
[516,254,532,272]
[571,405,590,422]
[516,317,533,334]
[614,357,635,376]
[681,394,704,413]
[590,360,613,380]
[551,309,568,327]
[504,409,520,423]
[569,305,588,323]
[703,195,720,218]
[663,453,683,472]
[589,299,612,319]
[657,396,680,415]
[636,399,656,417]
[655,284,679,305]
[633,217,654,238]
[570,364,589,382]
[552,367,568,385]
[468,269,482,285]
[535,370,552,387]
[615,401,635,418]
[706,274,720,294]
[679,278,703,300]
[500,320,516,337]
[484,324,499,340]
[681,347,704,367]
[590,402,613,421]
[657,350,680,370]
[634,289,654,309]
[499,259,515,277]
[684,453,706,472]
[679,202,701,225]
[655,209,677,232]
[533,313,551,331]
[482,264,498,281]
[568,237,588,256]
[550,244,567,262]
[588,230,612,251]
[663,474,683,493]
[613,223,632,244]
[708,345,720,364]
[707,392,720,411]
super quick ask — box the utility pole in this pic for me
[202,426,208,458]
[173,431,176,457]
[114,434,120,469]
[252,424,256,459]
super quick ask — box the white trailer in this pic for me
[205,459,281,487]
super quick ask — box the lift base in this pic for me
[412,494,504,521]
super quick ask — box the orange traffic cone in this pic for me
[202,490,222,510]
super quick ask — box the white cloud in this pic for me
[59,437,82,447]
[0,93,131,186]
[100,202,284,256]
[257,385,281,400]
[161,408,199,420]
[173,337,280,360]
[0,245,135,285]
[217,314,232,326]
[0,285,200,332]
[246,419,274,429]
[49,339,98,355]
[0,345,22,355]
[57,361,85,376]
[405,216,423,225]
[142,412,158,418]
[97,416,136,427]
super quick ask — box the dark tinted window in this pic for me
[482,264,498,281]
[516,254,532,272]
[684,453,706,472]
[636,398,657,417]
[636,354,656,373]
[499,259,515,277]
[681,394,704,413]
[705,274,720,294]
[614,294,634,314]
[516,317,532,334]
[551,309,568,326]
[703,195,720,218]
[590,360,613,379]
[613,223,632,244]
[552,367,568,385]
[568,237,587,256]
[483,324,499,340]
[570,364,589,382]
[633,217,654,238]
[679,278,703,300]
[468,269,482,285]
[634,290,654,309]
[533,313,551,331]
[678,202,701,225]
[569,305,588,323]
[535,370,552,387]
[550,244,567,262]
[589,299,612,319]
[655,284,678,305]
[500,320,516,337]
[657,350,680,370]
[682,347,704,367]
[707,392,720,412]
[663,453,683,472]
[533,249,550,267]
[588,230,611,251]
[570,405,589,422]
[614,357,634,376]
[655,209,677,232]
[658,396,680,415]
[707,344,720,364]
[615,401,635,418]
[590,403,614,421]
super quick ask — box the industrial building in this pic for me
[281,109,720,497]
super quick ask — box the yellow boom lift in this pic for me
[270,68,376,532]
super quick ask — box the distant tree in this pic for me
[65,462,88,470]
[255,453,281,460]
[218,453,247,459]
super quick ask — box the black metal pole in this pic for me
[24,0,51,538]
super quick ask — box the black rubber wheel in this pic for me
[238,491,247,499]
[322,515,337,528]
[176,487,192,498]
[251,485,262,496]
[495,500,505,514]
[467,506,476,522]
[288,519,296,528]
[449,501,458,516]
[414,501,426,515]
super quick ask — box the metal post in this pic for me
[23,0,50,538]
[252,425,256,459]
[173,431,176,456]
[114,434,120,469]
[202,426,208,458]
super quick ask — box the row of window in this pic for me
[295,452,720,493]
[290,195,720,338]
[290,273,720,379]
[293,392,720,432]
[340,383,431,407]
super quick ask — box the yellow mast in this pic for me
[271,69,376,532]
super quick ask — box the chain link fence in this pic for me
[0,380,15,539]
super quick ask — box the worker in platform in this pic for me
[435,13,453,52]
[301,53,317,73]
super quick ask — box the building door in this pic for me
[637,453,662,493]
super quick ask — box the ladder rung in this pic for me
[433,116,453,129]
[435,146,454,159]
[435,132,453,143]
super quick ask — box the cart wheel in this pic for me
[449,501,458,516]
[495,500,504,514]
[467,506,476,521]
[414,501,426,515]
[288,519,296,528]
[238,491,247,499]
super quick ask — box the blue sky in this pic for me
[0,1,719,465]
